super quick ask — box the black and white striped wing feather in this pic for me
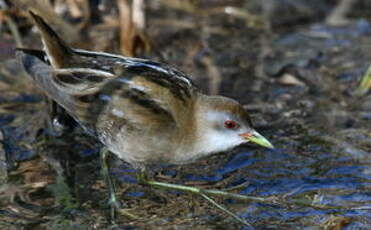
[17,51,187,136]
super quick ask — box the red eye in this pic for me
[224,120,238,129]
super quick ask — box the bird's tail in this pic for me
[17,50,55,92]
[16,50,75,110]
[28,10,73,68]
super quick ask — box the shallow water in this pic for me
[1,1,371,229]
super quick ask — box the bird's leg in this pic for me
[100,147,121,220]
[100,148,140,221]
[137,170,261,227]
[100,148,138,221]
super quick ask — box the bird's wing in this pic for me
[17,50,193,136]
[27,10,196,100]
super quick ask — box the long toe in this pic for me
[106,198,139,221]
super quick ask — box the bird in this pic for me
[17,11,274,226]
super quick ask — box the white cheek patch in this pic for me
[191,111,246,157]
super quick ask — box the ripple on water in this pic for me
[325,165,371,180]
[216,151,257,175]
[181,151,258,183]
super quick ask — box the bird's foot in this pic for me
[105,193,138,222]
[107,190,120,206]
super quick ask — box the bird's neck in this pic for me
[171,94,219,163]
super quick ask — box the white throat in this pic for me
[193,129,244,157]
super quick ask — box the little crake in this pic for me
[18,12,272,169]
[17,11,273,226]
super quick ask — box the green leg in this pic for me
[100,148,138,221]
[137,170,271,227]
[100,148,120,220]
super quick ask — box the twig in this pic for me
[326,0,356,26]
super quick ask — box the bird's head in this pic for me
[193,95,273,156]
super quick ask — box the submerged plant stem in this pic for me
[144,179,263,227]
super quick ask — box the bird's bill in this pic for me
[240,130,274,149]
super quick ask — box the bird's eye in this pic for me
[224,120,239,129]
